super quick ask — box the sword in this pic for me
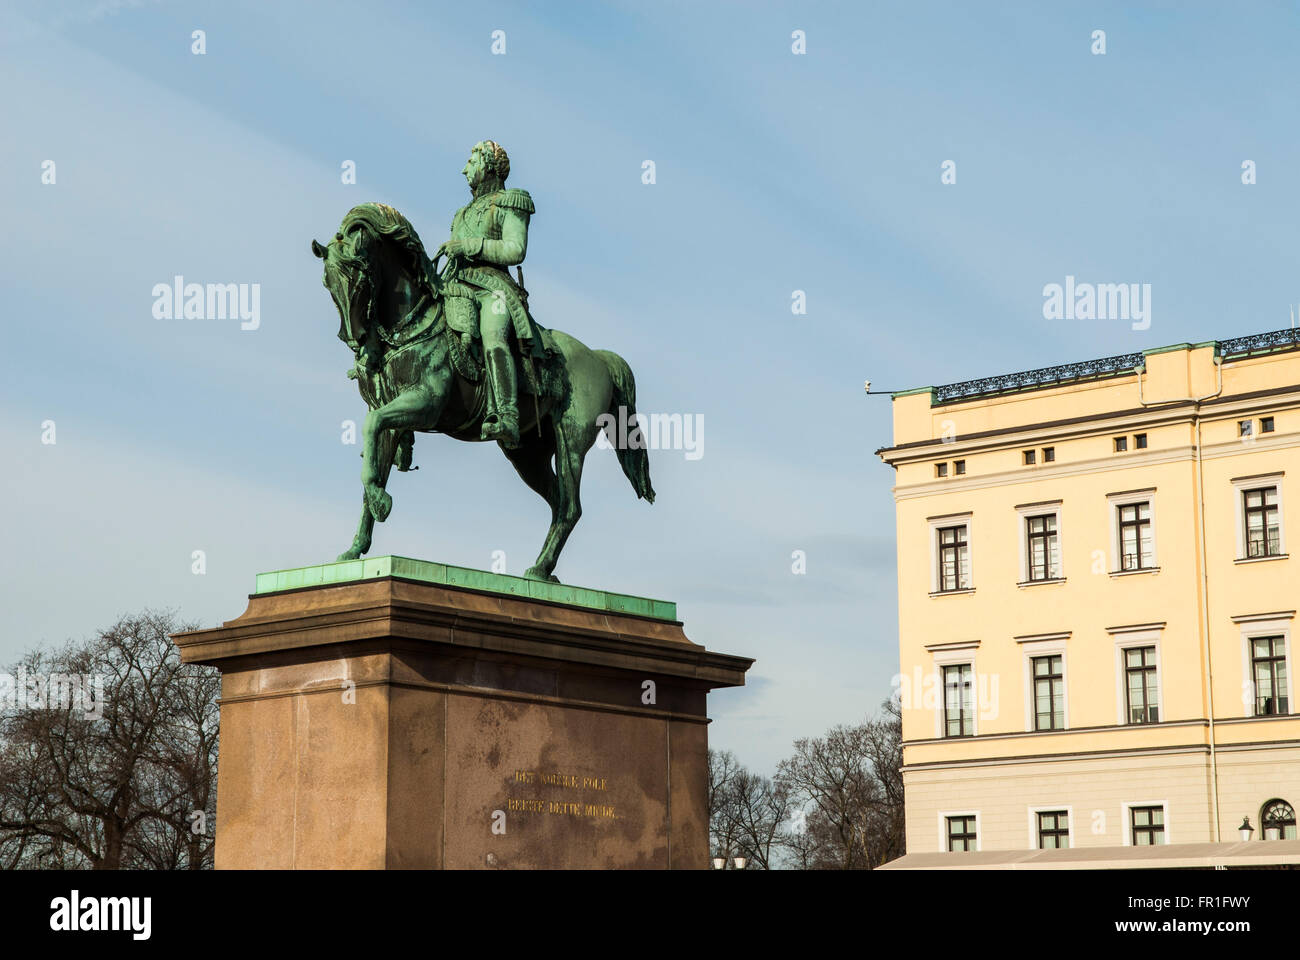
[515,266,542,437]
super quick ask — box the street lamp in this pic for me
[1238,817,1254,842]
[711,853,748,869]
[864,379,902,396]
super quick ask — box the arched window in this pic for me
[1261,799,1296,840]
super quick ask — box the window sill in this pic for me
[929,588,975,597]
[1109,566,1160,578]
[1016,577,1066,588]
[1235,554,1289,565]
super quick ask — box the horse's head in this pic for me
[313,203,439,356]
[313,223,378,354]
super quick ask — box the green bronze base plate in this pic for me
[252,556,677,622]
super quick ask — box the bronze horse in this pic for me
[312,202,654,582]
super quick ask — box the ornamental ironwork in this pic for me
[1218,327,1300,359]
[932,351,1145,404]
[929,326,1300,405]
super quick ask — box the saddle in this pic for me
[439,266,558,400]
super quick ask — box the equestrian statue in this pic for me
[311,140,655,582]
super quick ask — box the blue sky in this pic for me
[3,0,1299,774]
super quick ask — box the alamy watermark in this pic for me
[151,275,260,330]
[892,667,1000,722]
[1042,275,1150,331]
[0,668,105,720]
[595,406,703,461]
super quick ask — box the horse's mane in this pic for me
[337,202,440,301]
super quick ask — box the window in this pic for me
[1037,811,1070,849]
[1239,419,1253,437]
[1135,433,1148,449]
[1124,646,1159,723]
[954,460,966,475]
[936,525,970,592]
[1233,476,1285,561]
[1243,486,1281,558]
[1108,490,1157,574]
[1262,417,1275,433]
[1025,514,1060,581]
[1114,436,1128,452]
[1042,446,1055,462]
[1130,805,1166,845]
[935,462,948,478]
[1118,501,1153,570]
[929,515,974,594]
[946,815,977,851]
[1018,503,1064,584]
[1112,627,1163,725]
[1251,636,1289,716]
[1261,799,1296,840]
[1022,637,1068,731]
[1032,655,1065,730]
[943,664,974,737]
[1023,449,1036,465]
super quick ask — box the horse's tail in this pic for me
[595,349,656,504]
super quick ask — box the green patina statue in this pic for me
[312,141,655,581]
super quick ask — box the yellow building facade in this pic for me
[878,330,1300,857]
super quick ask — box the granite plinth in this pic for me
[171,563,752,869]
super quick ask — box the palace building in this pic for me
[876,328,1300,868]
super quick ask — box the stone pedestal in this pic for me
[171,557,752,869]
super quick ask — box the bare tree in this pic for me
[708,750,794,869]
[775,696,904,869]
[862,696,905,865]
[708,748,744,863]
[781,809,819,870]
[777,723,876,868]
[0,610,219,869]
[726,768,792,869]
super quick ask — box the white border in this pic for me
[1027,804,1074,850]
[1122,800,1170,845]
[927,513,973,593]
[1238,615,1294,718]
[1231,473,1286,560]
[931,649,978,738]
[938,810,980,852]
[1107,488,1157,573]
[1113,627,1164,726]
[1015,501,1064,582]
[1021,636,1069,732]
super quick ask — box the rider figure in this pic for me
[435,140,540,449]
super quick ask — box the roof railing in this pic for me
[930,327,1300,405]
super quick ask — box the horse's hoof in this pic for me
[337,549,361,561]
[366,488,393,521]
[524,566,560,583]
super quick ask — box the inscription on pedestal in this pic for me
[505,770,619,820]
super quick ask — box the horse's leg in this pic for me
[499,427,561,579]
[339,430,398,560]
[522,336,615,581]
[339,501,375,561]
[527,413,597,582]
[360,388,438,525]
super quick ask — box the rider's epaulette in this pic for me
[495,188,535,214]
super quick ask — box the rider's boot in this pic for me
[481,345,521,448]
